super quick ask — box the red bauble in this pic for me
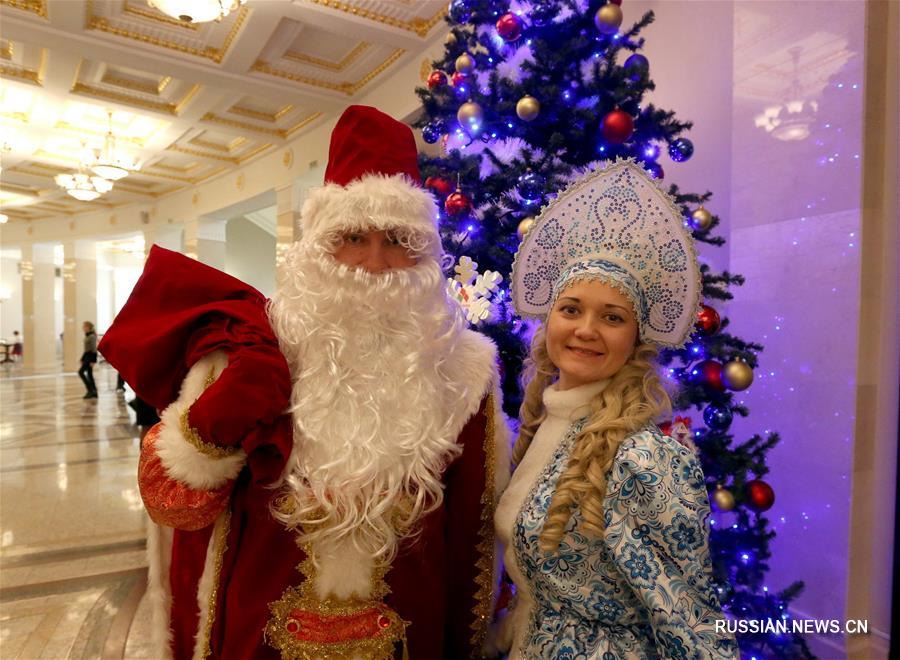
[746,479,775,512]
[496,12,524,41]
[601,108,634,144]
[609,0,623,4]
[451,71,468,87]
[444,189,472,216]
[425,176,453,197]
[427,70,447,89]
[696,304,721,336]
[697,359,725,392]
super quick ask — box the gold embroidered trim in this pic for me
[180,366,240,459]
[470,392,497,651]
[265,542,408,659]
[180,407,241,459]
[198,508,231,659]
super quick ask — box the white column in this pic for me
[142,225,182,258]
[20,244,56,372]
[275,183,301,284]
[197,218,227,269]
[61,240,97,372]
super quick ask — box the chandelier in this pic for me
[148,0,246,23]
[754,47,817,142]
[90,111,136,181]
[55,158,114,202]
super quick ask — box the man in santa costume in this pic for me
[100,105,509,659]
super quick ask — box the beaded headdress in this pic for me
[510,159,701,348]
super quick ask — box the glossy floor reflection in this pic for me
[0,363,154,658]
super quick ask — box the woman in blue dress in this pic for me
[494,160,738,659]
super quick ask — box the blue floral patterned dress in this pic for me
[508,420,737,659]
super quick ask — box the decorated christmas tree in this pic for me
[415,0,812,657]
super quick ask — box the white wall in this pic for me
[225,216,277,298]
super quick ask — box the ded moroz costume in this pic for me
[100,106,510,659]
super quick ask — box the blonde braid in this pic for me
[529,342,671,553]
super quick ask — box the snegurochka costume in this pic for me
[495,160,738,658]
[100,106,509,659]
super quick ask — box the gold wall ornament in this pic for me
[282,149,293,169]
[235,173,244,190]
[109,214,117,225]
[419,58,431,82]
[192,192,199,205]
[68,221,76,231]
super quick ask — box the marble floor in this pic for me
[0,362,155,658]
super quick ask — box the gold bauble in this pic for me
[445,32,458,46]
[723,360,754,391]
[516,95,541,122]
[455,52,475,74]
[594,4,623,34]
[712,486,736,512]
[691,206,713,231]
[457,100,484,127]
[517,217,536,238]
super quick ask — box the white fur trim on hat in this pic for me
[300,174,438,243]
[156,351,246,490]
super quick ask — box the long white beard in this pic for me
[268,239,469,563]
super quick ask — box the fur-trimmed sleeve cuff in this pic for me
[155,351,246,490]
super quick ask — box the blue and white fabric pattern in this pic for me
[512,422,738,659]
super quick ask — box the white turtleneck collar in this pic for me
[542,379,611,423]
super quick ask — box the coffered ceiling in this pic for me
[0,0,445,222]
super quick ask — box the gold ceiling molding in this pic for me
[70,81,200,116]
[201,112,290,137]
[122,1,200,30]
[1,41,12,60]
[228,104,295,123]
[158,76,172,93]
[139,165,228,185]
[101,72,160,95]
[1,181,41,196]
[284,42,370,72]
[86,5,249,64]
[0,48,46,86]
[148,161,203,174]
[1,111,28,122]
[251,48,404,96]
[166,142,272,165]
[0,0,47,18]
[306,0,445,38]
[286,111,324,137]
[53,121,146,147]
[167,143,241,164]
[189,135,248,152]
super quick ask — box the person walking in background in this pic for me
[11,331,23,362]
[78,321,98,399]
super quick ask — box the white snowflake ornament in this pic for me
[447,256,504,325]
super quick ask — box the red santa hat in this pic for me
[300,105,439,247]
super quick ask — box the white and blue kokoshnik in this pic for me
[510,160,702,349]
[513,421,738,659]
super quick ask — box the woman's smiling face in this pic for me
[545,279,639,390]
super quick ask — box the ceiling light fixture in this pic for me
[754,47,818,142]
[55,156,114,202]
[90,111,135,181]
[148,0,246,23]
